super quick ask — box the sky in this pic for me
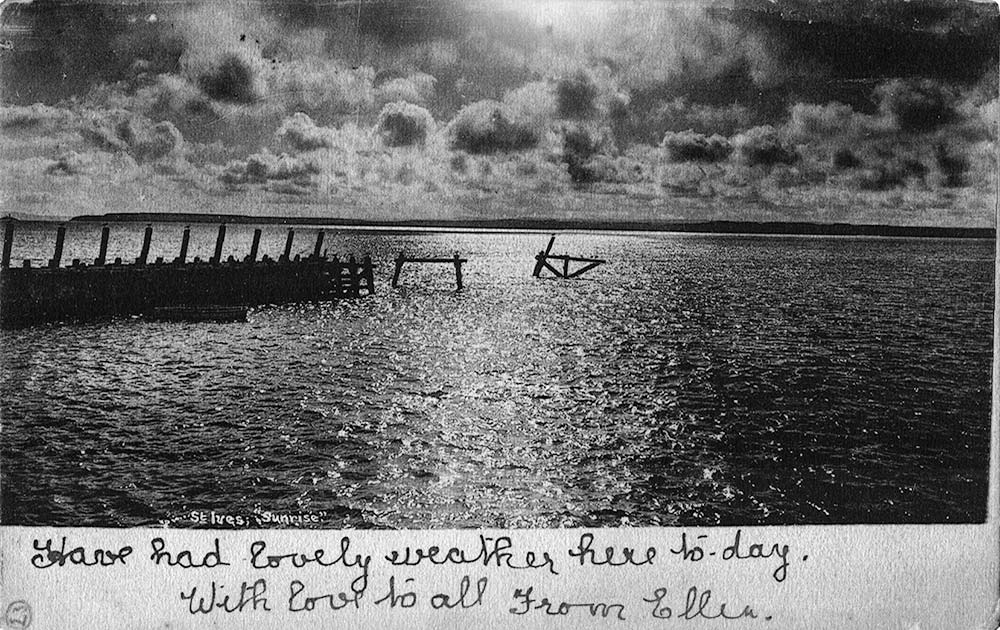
[0,0,997,225]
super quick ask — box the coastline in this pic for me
[53,212,998,239]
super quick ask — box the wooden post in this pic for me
[313,230,325,259]
[348,255,359,297]
[137,224,152,265]
[563,255,569,278]
[363,255,375,295]
[331,255,343,297]
[1,220,13,269]
[95,224,110,266]
[212,223,226,264]
[249,228,262,263]
[283,228,295,261]
[49,225,66,268]
[391,252,404,287]
[533,234,557,277]
[177,226,190,264]
[453,253,463,291]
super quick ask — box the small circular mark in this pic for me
[4,601,31,629]
[802,554,809,561]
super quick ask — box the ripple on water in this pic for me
[0,230,993,526]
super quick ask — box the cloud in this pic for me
[448,100,540,153]
[198,55,259,104]
[276,112,337,151]
[79,112,184,161]
[732,126,798,166]
[220,150,320,186]
[0,104,77,132]
[46,151,138,177]
[375,73,437,107]
[875,79,960,132]
[660,130,732,163]
[623,98,754,145]
[377,102,435,147]
[785,102,889,142]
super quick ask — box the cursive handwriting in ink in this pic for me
[251,538,370,602]
[669,533,708,562]
[644,588,676,619]
[430,576,488,610]
[374,576,418,608]
[569,533,655,567]
[385,535,558,575]
[150,537,230,568]
[509,587,627,621]
[31,538,132,568]
[249,537,370,572]
[180,579,270,615]
[288,578,366,612]
[722,530,791,582]
[643,586,760,621]
[680,586,758,620]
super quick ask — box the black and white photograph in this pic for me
[0,0,996,534]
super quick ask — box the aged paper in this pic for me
[1,0,997,628]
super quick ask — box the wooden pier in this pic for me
[391,252,467,290]
[0,222,376,327]
[532,235,605,279]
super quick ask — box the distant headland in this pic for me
[60,213,995,239]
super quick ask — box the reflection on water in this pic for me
[0,224,993,527]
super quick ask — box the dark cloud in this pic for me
[875,78,961,132]
[556,71,599,119]
[934,142,969,187]
[661,130,733,163]
[732,125,798,166]
[448,100,539,154]
[80,111,184,161]
[377,101,434,147]
[198,55,258,104]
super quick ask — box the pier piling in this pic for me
[49,226,66,269]
[249,228,262,263]
[2,223,380,327]
[331,255,343,295]
[348,255,360,296]
[177,226,190,264]
[137,224,152,265]
[96,225,110,266]
[532,235,605,279]
[392,251,467,290]
[2,220,13,269]
[211,224,226,264]
[283,228,295,262]
[363,255,375,295]
[313,231,325,259]
[391,252,404,288]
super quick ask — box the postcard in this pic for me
[0,0,997,628]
